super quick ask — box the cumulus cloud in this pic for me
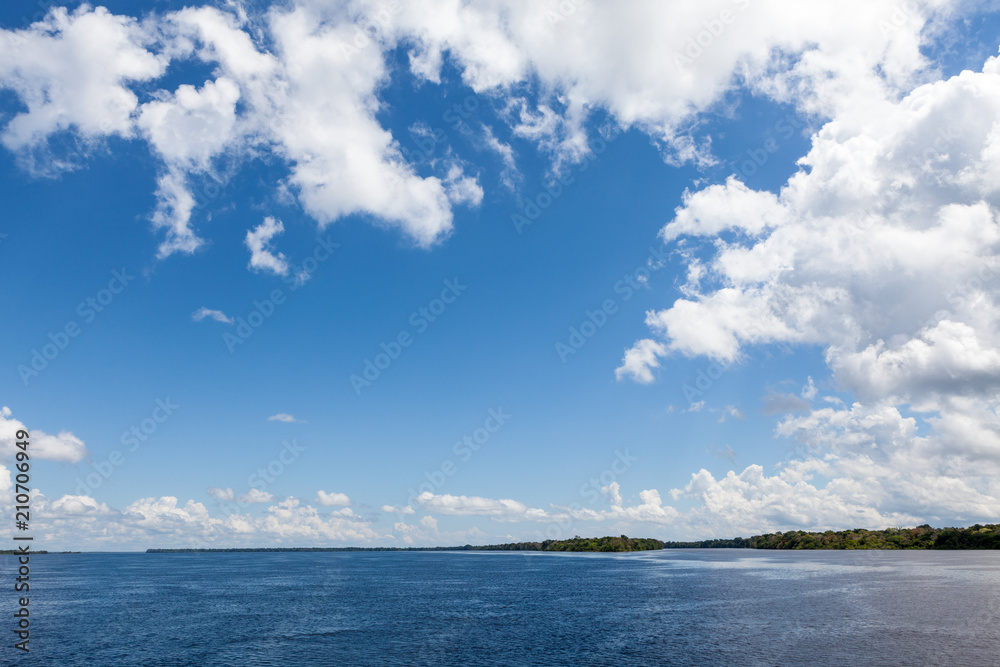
[237,488,275,504]
[267,413,303,423]
[245,216,290,276]
[615,339,667,383]
[2,1,999,538]
[0,406,87,463]
[414,491,552,522]
[0,0,958,257]
[620,51,1000,527]
[206,486,234,501]
[315,490,351,506]
[381,504,415,515]
[0,6,165,154]
[149,168,202,258]
[0,491,384,549]
[192,307,233,324]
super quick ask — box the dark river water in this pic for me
[3,549,998,665]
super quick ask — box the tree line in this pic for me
[664,524,1000,549]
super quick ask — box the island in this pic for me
[138,524,1000,553]
[147,535,664,553]
[664,523,1000,549]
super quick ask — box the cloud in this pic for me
[0,407,87,463]
[192,307,233,324]
[379,0,951,165]
[237,488,275,503]
[263,4,478,247]
[618,52,1000,529]
[0,6,165,154]
[267,413,303,423]
[50,494,112,515]
[315,490,351,506]
[615,339,667,383]
[245,216,290,276]
[381,504,415,515]
[138,76,240,171]
[802,376,818,400]
[414,491,552,522]
[206,486,234,501]
[0,0,956,257]
[0,490,384,550]
[481,125,519,189]
[149,168,203,258]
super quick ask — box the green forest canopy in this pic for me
[664,524,1000,549]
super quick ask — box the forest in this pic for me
[464,536,665,552]
[663,524,1000,549]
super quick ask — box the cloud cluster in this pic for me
[0,0,957,258]
[2,1,998,538]
[0,406,88,463]
[618,53,1000,527]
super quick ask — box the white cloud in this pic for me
[245,216,290,276]
[192,307,233,324]
[50,494,111,515]
[237,488,275,503]
[0,406,87,463]
[0,6,165,154]
[1,0,959,256]
[378,0,955,165]
[481,125,519,189]
[615,339,667,383]
[802,376,818,400]
[0,490,383,549]
[138,77,240,170]
[381,504,415,515]
[415,491,552,522]
[315,490,351,506]
[149,168,202,258]
[617,53,1000,531]
[206,486,234,501]
[268,413,303,423]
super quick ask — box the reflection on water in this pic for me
[2,549,998,666]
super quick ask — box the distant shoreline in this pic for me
[146,524,1000,552]
[6,525,999,554]
[664,524,1000,550]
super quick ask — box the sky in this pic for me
[2,0,1000,550]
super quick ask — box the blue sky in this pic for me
[3,1,1000,549]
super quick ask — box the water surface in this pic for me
[4,549,998,665]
